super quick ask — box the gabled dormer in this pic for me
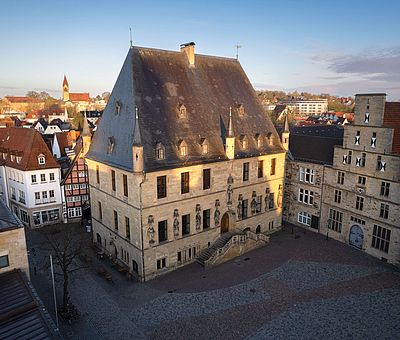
[178,139,188,157]
[199,138,209,154]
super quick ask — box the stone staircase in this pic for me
[196,232,239,266]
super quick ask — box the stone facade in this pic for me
[88,152,285,281]
[320,94,400,265]
[0,227,29,277]
[284,160,324,231]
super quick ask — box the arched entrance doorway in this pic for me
[349,224,364,249]
[113,244,118,259]
[221,213,230,233]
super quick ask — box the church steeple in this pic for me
[63,75,70,102]
[132,107,144,173]
[225,107,235,160]
[282,113,290,151]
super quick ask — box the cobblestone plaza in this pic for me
[28,224,400,339]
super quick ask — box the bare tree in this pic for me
[44,226,88,319]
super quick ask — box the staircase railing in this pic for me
[245,230,270,242]
[204,234,246,267]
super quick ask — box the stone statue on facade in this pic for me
[226,174,234,208]
[214,199,220,226]
[195,204,202,231]
[173,209,180,238]
[147,215,155,246]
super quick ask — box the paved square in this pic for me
[27,224,400,339]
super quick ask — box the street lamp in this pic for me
[326,218,332,240]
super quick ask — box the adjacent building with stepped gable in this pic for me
[320,94,400,265]
[86,43,287,281]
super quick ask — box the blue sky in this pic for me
[1,0,400,99]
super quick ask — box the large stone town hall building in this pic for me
[86,43,399,281]
[86,43,286,280]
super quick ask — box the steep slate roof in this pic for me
[32,118,48,129]
[0,198,23,232]
[289,126,344,165]
[0,127,59,171]
[383,102,400,154]
[0,270,61,339]
[87,45,284,172]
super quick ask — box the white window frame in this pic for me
[298,212,311,226]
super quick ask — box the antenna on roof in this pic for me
[129,27,133,48]
[235,43,242,60]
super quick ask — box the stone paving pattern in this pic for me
[27,224,400,339]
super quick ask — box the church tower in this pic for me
[132,107,144,173]
[225,107,235,160]
[63,75,70,102]
[82,112,91,156]
[281,113,290,151]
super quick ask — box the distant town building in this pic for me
[0,128,63,228]
[280,99,328,116]
[62,118,91,222]
[0,96,45,115]
[86,43,285,281]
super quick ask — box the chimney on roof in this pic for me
[180,42,195,66]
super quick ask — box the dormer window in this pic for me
[107,136,115,154]
[177,104,187,119]
[267,132,274,146]
[237,103,245,117]
[2,153,6,160]
[199,138,208,154]
[254,133,262,148]
[239,135,248,150]
[115,101,122,115]
[10,154,15,162]
[16,156,22,164]
[178,140,188,157]
[155,142,165,160]
[38,154,45,165]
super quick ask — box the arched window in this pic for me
[38,154,45,165]
[256,225,261,233]
[178,140,188,157]
[155,142,165,160]
[177,104,187,119]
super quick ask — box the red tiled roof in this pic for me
[4,96,42,103]
[0,127,59,170]
[384,102,400,154]
[69,93,90,102]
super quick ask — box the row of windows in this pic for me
[337,172,391,198]
[34,190,56,204]
[68,207,82,218]
[32,173,55,183]
[66,195,89,203]
[98,203,131,241]
[33,209,60,225]
[153,134,278,160]
[354,131,377,148]
[342,152,386,171]
[65,184,88,190]
[10,187,25,204]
